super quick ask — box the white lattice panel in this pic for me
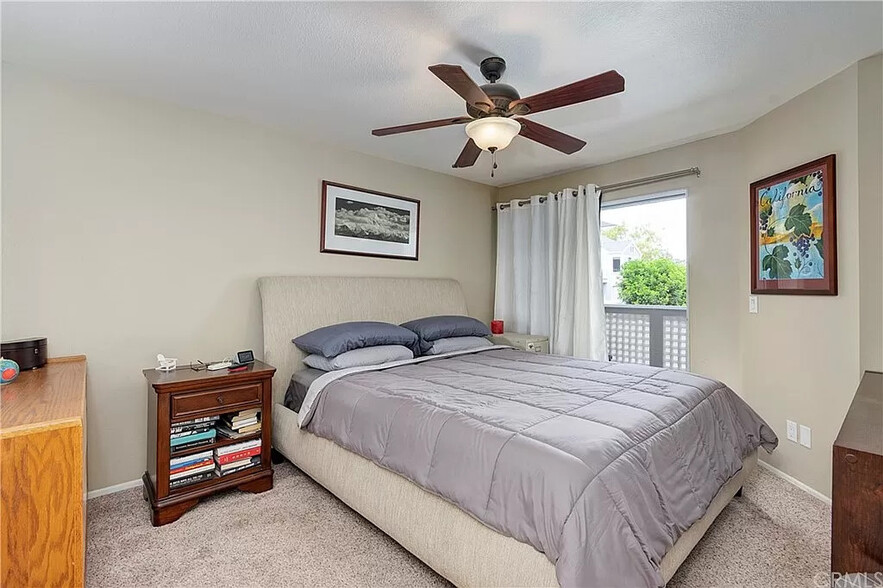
[663,315,689,370]
[605,313,650,365]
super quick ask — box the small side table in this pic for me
[142,360,276,526]
[490,333,550,354]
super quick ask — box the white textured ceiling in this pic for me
[3,2,881,186]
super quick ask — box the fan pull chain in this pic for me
[491,149,498,178]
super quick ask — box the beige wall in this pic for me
[498,58,881,497]
[857,56,883,372]
[739,64,861,495]
[1,67,496,490]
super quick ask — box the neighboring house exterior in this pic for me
[600,235,641,304]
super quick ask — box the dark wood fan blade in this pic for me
[452,139,482,168]
[517,118,586,154]
[429,64,494,112]
[509,70,625,115]
[372,116,472,136]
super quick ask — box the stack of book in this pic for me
[170,415,217,453]
[214,439,261,477]
[169,449,214,488]
[217,408,261,439]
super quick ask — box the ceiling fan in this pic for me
[372,57,625,176]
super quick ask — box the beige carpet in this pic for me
[87,462,830,587]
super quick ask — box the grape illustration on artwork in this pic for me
[758,170,825,281]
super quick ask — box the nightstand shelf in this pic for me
[142,360,276,526]
[165,458,264,496]
[169,431,262,458]
[490,332,550,354]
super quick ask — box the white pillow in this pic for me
[303,345,414,371]
[426,336,493,356]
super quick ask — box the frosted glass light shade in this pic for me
[465,117,521,151]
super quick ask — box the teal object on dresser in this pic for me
[0,358,19,384]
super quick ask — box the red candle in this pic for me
[490,320,504,335]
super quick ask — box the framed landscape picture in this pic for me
[321,181,420,260]
[750,154,837,295]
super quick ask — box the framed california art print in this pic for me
[320,181,420,261]
[750,154,837,295]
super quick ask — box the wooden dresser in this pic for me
[832,370,883,575]
[0,356,87,587]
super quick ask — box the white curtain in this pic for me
[494,185,607,360]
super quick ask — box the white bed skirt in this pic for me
[273,403,757,587]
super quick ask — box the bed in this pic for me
[259,276,774,587]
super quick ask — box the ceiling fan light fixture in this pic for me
[465,117,521,152]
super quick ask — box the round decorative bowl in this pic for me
[1,357,20,385]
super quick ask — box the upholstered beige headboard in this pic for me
[258,276,469,405]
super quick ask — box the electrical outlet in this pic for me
[799,425,812,448]
[749,295,758,314]
[786,420,798,442]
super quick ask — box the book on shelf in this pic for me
[233,421,261,434]
[222,410,261,428]
[215,445,261,465]
[225,416,258,428]
[169,470,214,489]
[169,450,214,470]
[215,438,261,456]
[170,415,218,434]
[170,425,213,439]
[170,462,214,481]
[170,457,213,476]
[216,423,260,440]
[215,456,260,477]
[170,427,216,448]
[171,436,215,453]
[228,408,259,420]
[170,449,213,468]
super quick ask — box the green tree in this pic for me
[618,258,687,306]
[602,224,628,241]
[602,223,671,260]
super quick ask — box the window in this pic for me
[601,191,689,369]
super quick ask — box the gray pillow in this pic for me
[400,315,491,353]
[303,345,414,371]
[293,321,419,357]
[426,336,493,356]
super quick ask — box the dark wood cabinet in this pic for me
[142,360,276,526]
[832,371,883,574]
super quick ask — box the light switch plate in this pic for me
[799,425,812,448]
[749,295,758,314]
[786,420,798,442]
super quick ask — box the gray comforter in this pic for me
[303,348,777,587]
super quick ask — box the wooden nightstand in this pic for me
[490,333,550,354]
[142,360,276,526]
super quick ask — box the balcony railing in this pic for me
[605,304,688,369]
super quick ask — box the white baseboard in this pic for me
[757,459,832,505]
[87,478,142,499]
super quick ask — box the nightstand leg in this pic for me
[238,472,273,494]
[151,498,199,526]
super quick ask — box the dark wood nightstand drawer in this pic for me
[170,382,261,420]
